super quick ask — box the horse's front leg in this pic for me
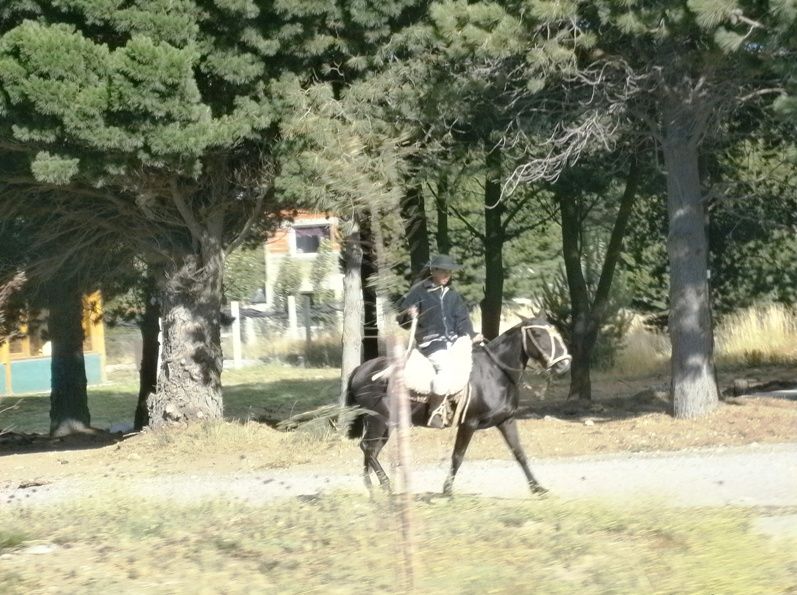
[497,417,547,495]
[442,422,476,496]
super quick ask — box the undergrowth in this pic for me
[0,494,794,594]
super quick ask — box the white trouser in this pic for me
[427,345,456,396]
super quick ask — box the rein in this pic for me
[480,341,526,385]
[481,323,569,385]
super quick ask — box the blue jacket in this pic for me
[396,279,475,355]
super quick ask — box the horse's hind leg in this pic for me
[442,423,476,496]
[497,417,547,495]
[360,420,391,493]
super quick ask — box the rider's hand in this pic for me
[408,306,419,319]
[471,333,484,344]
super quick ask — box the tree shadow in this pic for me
[516,389,674,424]
[0,429,124,456]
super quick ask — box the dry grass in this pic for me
[612,315,671,377]
[612,304,797,377]
[117,419,348,472]
[232,333,343,367]
[2,312,797,593]
[1,494,794,594]
[715,304,797,367]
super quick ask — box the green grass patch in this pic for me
[222,365,339,422]
[0,364,340,435]
[0,530,29,552]
[0,495,794,593]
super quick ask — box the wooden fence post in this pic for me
[230,300,242,370]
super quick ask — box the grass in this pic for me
[0,364,340,435]
[0,494,794,594]
[611,304,797,377]
[611,315,671,377]
[715,304,797,367]
[3,302,796,435]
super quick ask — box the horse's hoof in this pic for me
[530,485,549,496]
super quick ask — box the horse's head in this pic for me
[518,315,571,374]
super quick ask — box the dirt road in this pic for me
[4,442,796,510]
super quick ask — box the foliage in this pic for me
[708,137,797,315]
[0,270,24,343]
[621,190,670,329]
[309,239,337,305]
[540,241,634,369]
[623,136,797,327]
[272,255,305,312]
[771,0,797,118]
[224,248,266,302]
[0,0,295,421]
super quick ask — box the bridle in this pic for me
[481,322,571,384]
[520,323,572,370]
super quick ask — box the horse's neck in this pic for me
[491,328,527,369]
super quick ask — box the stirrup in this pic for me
[427,396,451,429]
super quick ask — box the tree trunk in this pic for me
[400,183,430,278]
[134,278,160,431]
[559,191,596,400]
[435,173,451,254]
[359,214,380,360]
[339,222,364,405]
[148,247,225,427]
[560,159,639,400]
[480,147,505,340]
[663,104,719,419]
[48,277,91,436]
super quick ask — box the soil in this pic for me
[0,366,795,488]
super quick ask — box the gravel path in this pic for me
[5,442,796,511]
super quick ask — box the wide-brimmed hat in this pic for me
[429,254,462,271]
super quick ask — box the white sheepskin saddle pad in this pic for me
[404,336,473,396]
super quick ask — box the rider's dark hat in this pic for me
[429,254,462,271]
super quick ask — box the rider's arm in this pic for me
[396,284,423,329]
[452,291,476,338]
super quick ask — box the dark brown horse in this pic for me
[345,315,571,495]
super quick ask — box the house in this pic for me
[263,211,342,305]
[0,291,106,395]
[262,212,344,336]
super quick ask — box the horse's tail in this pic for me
[345,372,365,440]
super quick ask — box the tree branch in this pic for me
[448,203,485,241]
[169,179,204,244]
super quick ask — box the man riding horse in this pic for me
[396,254,484,428]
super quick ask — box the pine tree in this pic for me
[1,0,421,426]
[581,0,793,417]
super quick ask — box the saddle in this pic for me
[370,336,473,429]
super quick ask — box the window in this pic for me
[294,225,329,254]
[9,337,25,355]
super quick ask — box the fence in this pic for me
[221,299,344,368]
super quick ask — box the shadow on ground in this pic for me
[517,389,673,424]
[0,429,123,456]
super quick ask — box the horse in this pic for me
[345,315,572,496]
